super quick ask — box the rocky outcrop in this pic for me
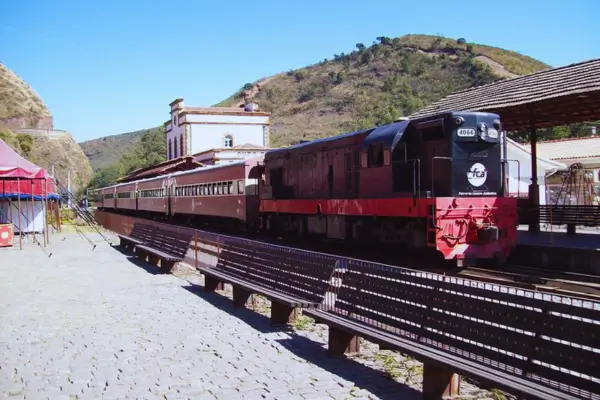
[0,62,53,130]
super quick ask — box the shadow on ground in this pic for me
[113,245,168,276]
[182,282,421,400]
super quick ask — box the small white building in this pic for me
[164,98,271,163]
[503,135,567,205]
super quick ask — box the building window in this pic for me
[173,138,178,158]
[224,135,233,148]
[173,115,177,125]
[180,134,185,156]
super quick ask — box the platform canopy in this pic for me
[0,139,58,199]
[409,58,600,131]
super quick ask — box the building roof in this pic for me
[408,58,600,131]
[118,156,203,183]
[521,136,600,168]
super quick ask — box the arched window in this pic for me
[180,134,185,156]
[173,138,178,158]
[224,135,233,148]
[168,139,172,159]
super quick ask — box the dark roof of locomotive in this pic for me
[361,120,410,149]
[265,127,374,155]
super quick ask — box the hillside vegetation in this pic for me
[80,127,162,171]
[86,127,166,190]
[216,34,551,146]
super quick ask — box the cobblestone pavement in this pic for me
[0,231,503,400]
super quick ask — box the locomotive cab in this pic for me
[409,111,516,265]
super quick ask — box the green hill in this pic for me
[215,34,550,147]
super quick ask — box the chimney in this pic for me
[244,102,259,112]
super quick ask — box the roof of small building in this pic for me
[521,136,600,166]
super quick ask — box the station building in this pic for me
[163,98,271,165]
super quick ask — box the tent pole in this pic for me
[30,180,34,245]
[42,179,47,247]
[9,196,14,243]
[17,178,22,250]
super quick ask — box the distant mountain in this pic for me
[79,127,162,171]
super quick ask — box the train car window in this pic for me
[383,149,391,166]
[238,180,244,194]
[229,182,233,194]
[367,144,384,167]
[211,183,216,195]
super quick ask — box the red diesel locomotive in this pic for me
[92,111,518,266]
[259,111,518,265]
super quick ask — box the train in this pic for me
[90,111,519,267]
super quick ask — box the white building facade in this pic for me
[163,98,271,164]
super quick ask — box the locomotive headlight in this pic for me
[454,116,465,126]
[478,122,488,139]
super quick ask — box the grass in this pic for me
[396,34,550,75]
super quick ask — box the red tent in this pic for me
[0,139,58,199]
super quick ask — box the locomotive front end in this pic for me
[431,112,518,266]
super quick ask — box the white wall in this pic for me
[166,115,185,159]
[0,200,46,233]
[502,134,566,205]
[189,123,268,156]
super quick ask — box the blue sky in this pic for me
[1,0,598,142]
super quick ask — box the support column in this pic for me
[422,363,461,399]
[528,116,540,233]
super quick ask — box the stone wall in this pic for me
[1,115,54,131]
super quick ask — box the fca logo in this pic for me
[467,163,487,187]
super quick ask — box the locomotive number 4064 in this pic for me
[457,128,476,137]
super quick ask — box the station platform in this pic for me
[508,225,600,273]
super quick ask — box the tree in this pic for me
[16,134,33,156]
[376,36,392,46]
[119,127,166,175]
[457,38,466,45]
[356,43,365,51]
[334,71,346,85]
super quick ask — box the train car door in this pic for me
[164,177,171,216]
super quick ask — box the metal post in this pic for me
[17,178,22,250]
[42,179,47,247]
[528,114,540,233]
[67,170,71,209]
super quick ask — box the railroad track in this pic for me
[458,265,600,299]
